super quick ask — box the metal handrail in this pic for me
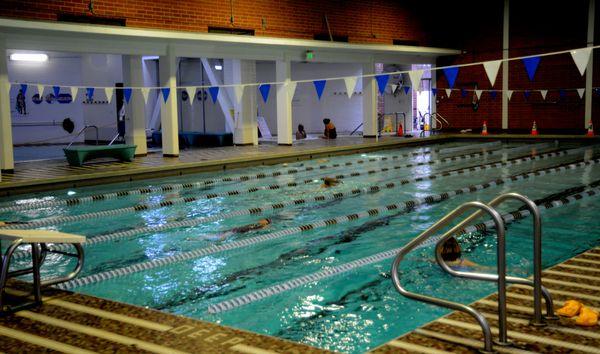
[391,201,507,353]
[350,122,363,136]
[432,112,450,131]
[434,193,556,326]
[67,125,99,148]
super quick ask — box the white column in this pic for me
[501,0,509,130]
[585,0,595,127]
[0,38,14,174]
[225,59,257,145]
[276,59,293,145]
[159,46,179,156]
[430,65,437,130]
[123,55,148,156]
[362,61,378,138]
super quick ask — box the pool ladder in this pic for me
[391,193,557,353]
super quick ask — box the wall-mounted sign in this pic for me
[45,93,56,104]
[32,94,42,104]
[57,93,73,104]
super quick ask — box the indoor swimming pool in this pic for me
[2,140,600,353]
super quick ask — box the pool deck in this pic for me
[371,247,600,353]
[0,133,595,196]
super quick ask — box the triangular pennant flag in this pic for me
[286,81,297,103]
[559,89,566,100]
[595,88,600,95]
[313,80,326,100]
[140,87,150,104]
[123,88,133,104]
[461,88,467,98]
[259,84,271,103]
[375,74,390,94]
[522,56,541,81]
[70,87,79,101]
[506,90,513,100]
[37,84,45,96]
[408,70,424,91]
[391,84,398,94]
[570,48,592,76]
[105,87,114,104]
[161,88,170,103]
[445,88,452,98]
[523,90,531,100]
[20,84,28,95]
[539,90,548,100]
[443,67,459,88]
[53,86,60,97]
[490,90,497,99]
[483,60,502,87]
[208,86,219,103]
[185,87,196,105]
[403,86,411,95]
[577,88,585,99]
[475,90,483,100]
[86,87,95,100]
[232,85,244,105]
[344,77,358,98]
[431,88,437,96]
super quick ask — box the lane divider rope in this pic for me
[437,140,501,154]
[207,185,600,314]
[55,157,599,291]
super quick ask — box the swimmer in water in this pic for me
[203,218,272,241]
[0,221,28,227]
[321,177,341,188]
[440,237,478,269]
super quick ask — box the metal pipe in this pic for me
[67,125,99,148]
[0,239,23,312]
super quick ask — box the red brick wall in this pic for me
[0,0,428,45]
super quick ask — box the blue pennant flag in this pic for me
[403,86,411,95]
[20,84,28,95]
[123,88,133,104]
[522,56,541,81]
[461,88,467,98]
[53,86,60,97]
[523,90,531,100]
[490,90,498,99]
[313,80,326,100]
[559,89,566,100]
[86,87,95,100]
[161,88,170,103]
[431,88,437,96]
[208,87,219,103]
[375,74,390,94]
[443,67,459,88]
[595,88,600,95]
[259,84,271,103]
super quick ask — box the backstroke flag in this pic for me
[483,60,501,87]
[344,77,358,98]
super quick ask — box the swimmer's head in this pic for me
[323,177,340,187]
[441,237,462,262]
[258,218,271,226]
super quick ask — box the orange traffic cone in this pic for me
[397,123,403,137]
[482,121,488,136]
[587,120,594,137]
[531,121,538,136]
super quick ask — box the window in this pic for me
[57,14,126,26]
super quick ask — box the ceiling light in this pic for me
[10,53,48,62]
[214,64,223,71]
[142,55,159,60]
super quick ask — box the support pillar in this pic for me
[585,0,595,128]
[501,0,509,130]
[362,61,378,138]
[276,59,293,145]
[123,55,148,156]
[0,38,14,174]
[159,46,179,157]
[224,59,257,146]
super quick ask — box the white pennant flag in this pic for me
[475,90,483,100]
[185,87,195,105]
[570,48,592,76]
[408,70,424,91]
[287,81,297,102]
[141,87,150,104]
[37,84,45,96]
[539,90,548,100]
[343,77,358,98]
[391,84,398,93]
[483,60,502,87]
[445,88,452,98]
[105,87,114,104]
[232,85,244,105]
[577,88,585,99]
[506,90,513,100]
[70,87,79,100]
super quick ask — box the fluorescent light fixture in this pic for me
[10,53,48,62]
[142,55,159,60]
[214,64,223,71]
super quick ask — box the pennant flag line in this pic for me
[559,89,566,100]
[391,84,398,94]
[506,90,513,100]
[37,84,44,96]
[287,81,297,103]
[141,87,150,104]
[571,48,592,76]
[490,90,497,99]
[475,90,483,100]
[445,88,452,98]
[431,88,437,96]
[105,87,114,104]
[461,88,467,98]
[259,84,271,103]
[53,86,60,97]
[483,60,502,87]
[408,70,424,91]
[20,84,27,95]
[375,75,390,94]
[577,88,585,99]
[70,87,79,101]
[86,87,95,100]
[161,88,170,103]
[403,86,411,95]
[123,88,133,104]
[185,87,195,105]
[208,87,219,103]
[523,90,531,100]
[313,80,326,100]
[232,85,244,105]
[344,77,358,98]
[540,90,548,100]
[522,56,541,81]
[443,67,459,88]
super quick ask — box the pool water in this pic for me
[2,140,600,353]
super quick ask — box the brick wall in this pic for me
[0,0,428,45]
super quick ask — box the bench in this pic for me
[63,144,137,166]
[152,131,233,148]
[0,229,85,315]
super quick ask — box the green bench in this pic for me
[63,145,137,166]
